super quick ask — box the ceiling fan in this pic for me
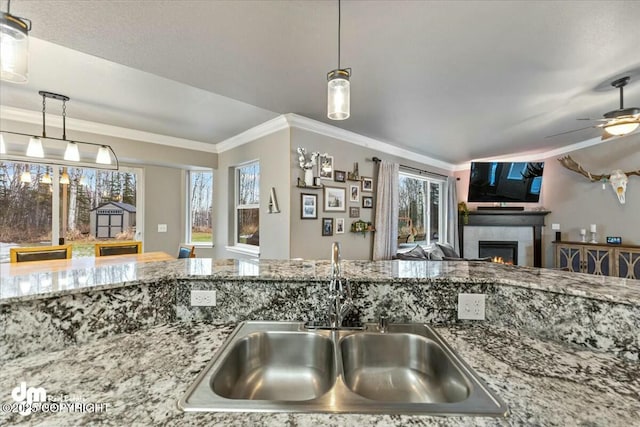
[547,76,640,140]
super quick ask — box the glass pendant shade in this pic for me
[604,121,640,136]
[327,69,350,120]
[40,172,52,184]
[64,141,80,161]
[26,136,44,158]
[60,171,70,185]
[20,170,31,183]
[96,145,112,165]
[0,134,6,153]
[0,12,29,83]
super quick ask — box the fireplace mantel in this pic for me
[459,210,551,267]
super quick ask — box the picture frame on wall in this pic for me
[322,217,334,236]
[349,184,359,202]
[324,186,346,212]
[319,154,334,180]
[349,207,360,218]
[362,196,373,208]
[300,193,318,219]
[336,218,345,234]
[334,170,346,183]
[362,177,374,192]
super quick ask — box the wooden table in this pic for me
[1,252,175,278]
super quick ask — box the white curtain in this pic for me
[373,161,399,260]
[446,177,460,254]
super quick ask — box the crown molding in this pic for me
[453,136,606,171]
[283,114,456,172]
[214,115,289,153]
[0,105,218,153]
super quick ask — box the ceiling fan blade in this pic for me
[577,118,609,122]
[601,132,615,141]
[545,125,596,138]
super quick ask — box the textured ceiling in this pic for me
[2,0,640,165]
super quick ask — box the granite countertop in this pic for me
[1,322,638,426]
[2,258,640,307]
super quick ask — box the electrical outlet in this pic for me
[191,290,216,307]
[458,293,486,320]
[158,224,167,233]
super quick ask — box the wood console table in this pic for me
[554,241,640,279]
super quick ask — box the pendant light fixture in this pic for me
[20,170,31,183]
[327,0,351,120]
[0,91,119,170]
[59,170,70,185]
[0,0,31,83]
[40,169,52,184]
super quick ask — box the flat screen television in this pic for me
[467,162,544,203]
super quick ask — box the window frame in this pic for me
[185,169,214,247]
[398,170,446,246]
[233,160,260,255]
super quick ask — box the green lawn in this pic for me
[191,232,213,243]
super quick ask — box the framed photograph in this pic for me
[322,217,334,236]
[349,184,359,202]
[324,186,346,212]
[362,196,373,208]
[335,218,345,234]
[362,177,374,192]
[319,154,334,180]
[300,193,318,219]
[334,170,346,183]
[349,207,360,218]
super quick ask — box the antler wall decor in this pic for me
[558,155,640,204]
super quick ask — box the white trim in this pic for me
[0,105,217,154]
[284,114,456,172]
[216,116,289,153]
[225,245,260,258]
[453,136,604,170]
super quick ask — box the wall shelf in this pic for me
[296,184,323,190]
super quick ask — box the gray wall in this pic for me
[289,127,450,260]
[455,133,640,268]
[214,129,291,259]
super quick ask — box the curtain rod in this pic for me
[371,156,457,180]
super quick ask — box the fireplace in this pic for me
[479,241,518,265]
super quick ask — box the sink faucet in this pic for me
[328,242,353,329]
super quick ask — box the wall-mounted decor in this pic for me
[558,155,639,204]
[297,147,321,186]
[336,218,345,234]
[349,184,359,202]
[347,162,360,181]
[349,207,360,218]
[362,177,373,192]
[268,187,280,213]
[322,217,334,236]
[300,193,318,219]
[319,154,334,180]
[324,186,346,212]
[334,170,346,182]
[362,196,373,208]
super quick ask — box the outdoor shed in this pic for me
[90,202,136,238]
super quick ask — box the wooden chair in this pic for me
[10,245,72,263]
[178,245,196,259]
[95,241,142,257]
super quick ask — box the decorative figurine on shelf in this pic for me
[297,147,321,186]
[458,202,470,224]
[347,162,360,181]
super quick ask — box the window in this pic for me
[0,161,142,262]
[187,170,213,245]
[235,162,259,248]
[398,172,445,246]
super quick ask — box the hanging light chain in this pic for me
[62,99,67,140]
[41,93,47,138]
[337,0,341,70]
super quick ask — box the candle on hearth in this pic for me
[590,224,597,233]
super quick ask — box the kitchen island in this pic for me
[1,321,638,426]
[1,258,639,425]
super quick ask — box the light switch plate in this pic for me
[458,293,486,320]
[158,224,167,233]
[191,290,216,307]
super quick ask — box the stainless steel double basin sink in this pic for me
[179,321,507,416]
